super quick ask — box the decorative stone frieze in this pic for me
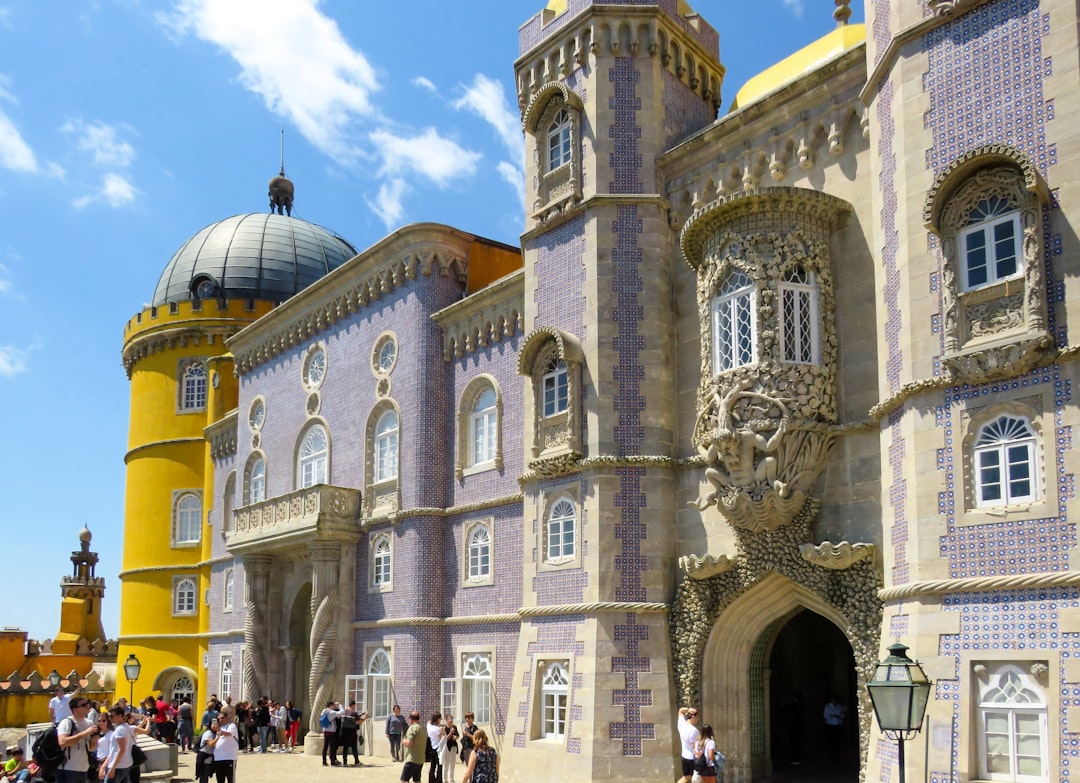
[433,270,524,361]
[926,0,992,17]
[123,328,234,377]
[228,485,362,554]
[207,411,238,460]
[679,552,737,579]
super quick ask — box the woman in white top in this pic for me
[101,706,133,783]
[195,719,217,783]
[207,709,239,783]
[94,714,112,768]
[426,713,446,783]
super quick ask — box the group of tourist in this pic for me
[676,706,725,783]
[231,697,303,753]
[393,709,497,783]
[317,699,367,766]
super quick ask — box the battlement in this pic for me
[124,298,277,340]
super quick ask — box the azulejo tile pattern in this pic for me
[514,617,586,751]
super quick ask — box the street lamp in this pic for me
[47,670,62,689]
[867,642,932,783]
[123,654,142,705]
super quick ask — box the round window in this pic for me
[304,347,327,389]
[248,399,265,431]
[374,336,397,375]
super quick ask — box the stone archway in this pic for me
[286,582,313,713]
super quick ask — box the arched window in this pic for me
[220,654,234,700]
[374,410,399,483]
[467,525,491,581]
[541,662,569,739]
[976,663,1048,781]
[462,654,492,724]
[180,362,207,411]
[223,569,234,611]
[546,498,576,563]
[173,577,197,616]
[547,109,572,171]
[960,195,1021,291]
[174,493,202,546]
[373,535,392,588]
[249,457,266,503]
[974,415,1037,507]
[779,266,820,364]
[711,270,756,373]
[542,358,568,418]
[171,676,195,704]
[470,388,498,466]
[223,472,236,533]
[368,649,393,720]
[298,425,328,488]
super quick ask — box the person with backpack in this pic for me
[338,702,366,767]
[56,697,97,783]
[319,701,343,766]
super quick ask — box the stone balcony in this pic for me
[227,485,362,555]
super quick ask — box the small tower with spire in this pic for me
[268,130,294,216]
[52,527,107,654]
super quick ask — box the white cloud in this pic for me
[368,127,480,187]
[365,178,408,229]
[452,74,523,162]
[497,160,526,212]
[61,120,136,167]
[782,0,805,17]
[73,173,139,209]
[0,341,34,378]
[0,263,11,295]
[0,9,12,29]
[0,77,38,173]
[412,76,436,93]
[159,0,380,163]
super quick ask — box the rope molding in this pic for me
[118,555,233,578]
[879,569,1080,602]
[124,437,206,463]
[519,601,668,617]
[118,630,243,641]
[363,494,525,527]
[352,602,668,629]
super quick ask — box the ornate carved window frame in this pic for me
[178,358,208,414]
[539,489,580,573]
[533,659,571,743]
[959,395,1054,526]
[172,575,198,617]
[369,532,393,593]
[364,400,401,517]
[463,518,494,588]
[456,375,504,479]
[172,489,203,548]
[243,451,267,505]
[924,146,1052,383]
[524,83,584,217]
[295,420,330,490]
[518,328,585,463]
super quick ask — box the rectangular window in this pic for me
[780,279,819,364]
[344,674,366,715]
[962,213,1021,290]
[220,654,233,701]
[371,676,392,721]
[441,678,458,720]
[542,367,568,417]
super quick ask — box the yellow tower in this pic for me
[116,174,357,703]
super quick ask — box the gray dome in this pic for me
[152,213,357,306]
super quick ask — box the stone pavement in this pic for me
[175,748,400,783]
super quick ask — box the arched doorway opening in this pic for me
[287,583,313,715]
[765,609,858,777]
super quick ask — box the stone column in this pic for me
[243,556,272,700]
[307,543,341,735]
[281,646,299,704]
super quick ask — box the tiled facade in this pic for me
[122,1,1080,782]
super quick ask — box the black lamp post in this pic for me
[123,654,142,705]
[867,642,932,783]
[47,670,62,690]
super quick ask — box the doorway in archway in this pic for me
[764,609,858,779]
[287,583,313,712]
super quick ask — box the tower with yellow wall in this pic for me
[116,180,357,704]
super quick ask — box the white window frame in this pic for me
[180,361,207,411]
[470,388,498,467]
[367,649,393,721]
[173,492,202,546]
[249,457,266,503]
[960,198,1022,291]
[371,534,392,591]
[344,674,366,718]
[173,576,197,616]
[711,270,756,374]
[374,410,399,483]
[441,678,459,720]
[466,523,492,584]
[223,568,234,612]
[298,425,329,488]
[976,664,1049,782]
[542,360,568,418]
[547,108,572,171]
[974,415,1038,508]
[540,661,569,740]
[220,653,234,701]
[546,498,576,564]
[461,653,493,725]
[779,268,821,365]
[223,472,236,534]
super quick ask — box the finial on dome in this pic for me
[268,129,294,216]
[79,526,92,545]
[834,0,852,26]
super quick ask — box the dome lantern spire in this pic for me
[268,129,294,216]
[834,0,851,26]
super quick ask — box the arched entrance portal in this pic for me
[765,609,858,777]
[287,583,313,714]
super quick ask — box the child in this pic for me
[2,748,30,783]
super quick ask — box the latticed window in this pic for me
[470,388,498,466]
[960,195,1021,290]
[249,458,266,503]
[711,271,756,373]
[174,493,201,545]
[375,410,399,483]
[977,665,1048,782]
[368,649,392,720]
[173,577,197,615]
[462,654,492,724]
[547,109,572,170]
[974,415,1037,507]
[546,498,576,563]
[373,536,392,587]
[542,358,568,418]
[298,425,328,488]
[181,363,207,410]
[779,267,820,364]
[467,525,491,581]
[220,654,233,700]
[541,662,569,739]
[223,569,234,611]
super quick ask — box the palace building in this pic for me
[115,0,1080,780]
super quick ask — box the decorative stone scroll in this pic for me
[799,540,875,570]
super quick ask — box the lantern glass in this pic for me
[868,643,932,733]
[123,654,142,683]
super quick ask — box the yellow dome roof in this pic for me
[730,24,865,111]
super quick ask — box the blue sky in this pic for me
[0,0,864,643]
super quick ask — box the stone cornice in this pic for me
[361,493,524,527]
[228,223,480,375]
[521,194,668,242]
[117,554,232,578]
[860,0,994,108]
[206,410,238,460]
[432,270,524,361]
[122,325,238,378]
[124,437,205,464]
[351,602,667,629]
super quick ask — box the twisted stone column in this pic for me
[307,543,341,734]
[243,556,272,700]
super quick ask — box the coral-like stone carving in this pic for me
[680,553,737,579]
[798,541,875,570]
